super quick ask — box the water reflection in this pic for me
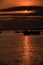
[0,33,43,65]
[23,36,31,65]
[23,36,29,59]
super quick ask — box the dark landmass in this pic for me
[0,6,43,11]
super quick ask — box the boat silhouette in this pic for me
[22,30,40,35]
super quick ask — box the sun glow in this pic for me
[25,10,28,13]
[0,0,43,9]
[0,10,35,15]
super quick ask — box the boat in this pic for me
[23,30,40,35]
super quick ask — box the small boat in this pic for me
[23,30,40,35]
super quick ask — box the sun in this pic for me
[25,10,28,13]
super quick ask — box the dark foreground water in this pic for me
[0,31,43,65]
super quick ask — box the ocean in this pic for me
[0,31,43,65]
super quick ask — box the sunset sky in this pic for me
[0,0,43,9]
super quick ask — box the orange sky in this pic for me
[0,0,43,9]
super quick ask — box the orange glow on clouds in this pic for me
[0,10,35,14]
[0,0,43,9]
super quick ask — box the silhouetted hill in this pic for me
[0,6,43,11]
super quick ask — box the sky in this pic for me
[0,0,43,9]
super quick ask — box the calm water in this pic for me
[0,31,43,65]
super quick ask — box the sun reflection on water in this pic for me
[23,36,31,64]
